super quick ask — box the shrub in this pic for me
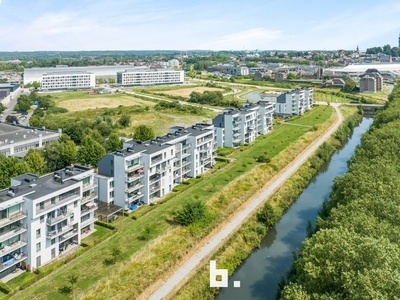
[175,200,208,226]
[0,282,11,294]
[256,155,271,163]
[94,220,116,230]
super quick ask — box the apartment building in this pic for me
[212,101,274,148]
[97,124,214,209]
[0,165,97,278]
[359,69,383,93]
[116,69,184,86]
[275,88,313,117]
[0,123,62,157]
[41,71,95,91]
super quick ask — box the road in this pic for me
[1,88,24,121]
[148,103,343,300]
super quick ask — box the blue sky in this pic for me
[0,0,400,51]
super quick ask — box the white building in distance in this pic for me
[116,69,184,86]
[275,88,313,117]
[41,71,95,91]
[0,165,97,278]
[212,101,274,148]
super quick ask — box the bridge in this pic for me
[346,103,385,109]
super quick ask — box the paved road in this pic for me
[148,103,343,300]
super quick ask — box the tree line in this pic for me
[279,81,400,299]
[366,44,400,57]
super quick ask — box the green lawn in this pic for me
[8,106,334,300]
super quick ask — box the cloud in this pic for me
[204,28,283,50]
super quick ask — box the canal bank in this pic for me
[216,116,373,300]
[173,107,363,300]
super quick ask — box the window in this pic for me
[36,242,41,252]
[36,229,41,239]
[51,197,56,205]
[40,215,44,223]
[39,202,44,210]
[171,149,173,156]
[110,191,114,198]
[74,201,78,208]
[51,239,56,245]
[110,181,114,188]
[70,216,74,223]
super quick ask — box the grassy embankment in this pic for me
[41,91,217,136]
[7,106,334,300]
[174,105,362,300]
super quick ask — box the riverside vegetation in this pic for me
[174,105,362,300]
[4,106,334,300]
[279,83,400,299]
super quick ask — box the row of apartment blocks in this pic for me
[39,69,184,90]
[0,165,98,278]
[275,88,313,117]
[96,124,214,210]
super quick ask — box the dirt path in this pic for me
[141,104,343,300]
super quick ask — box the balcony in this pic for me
[0,240,27,257]
[0,253,27,272]
[181,143,191,150]
[182,160,191,167]
[59,228,78,241]
[47,211,73,226]
[128,192,143,202]
[126,163,143,172]
[181,151,191,158]
[149,175,161,184]
[0,226,27,244]
[126,173,144,182]
[81,191,98,205]
[81,216,98,228]
[38,193,80,214]
[125,183,144,193]
[151,156,163,165]
[150,185,160,193]
[0,212,27,228]
[47,224,74,239]
[81,203,98,215]
[82,182,98,192]
[174,172,181,179]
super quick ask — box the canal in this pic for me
[216,117,374,300]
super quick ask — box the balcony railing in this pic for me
[126,174,144,182]
[181,143,191,150]
[149,176,161,184]
[182,160,191,167]
[81,203,98,215]
[47,211,73,226]
[151,157,163,165]
[150,185,160,193]
[47,224,74,239]
[82,182,98,192]
[59,228,79,241]
[0,253,27,272]
[125,183,144,193]
[80,216,98,228]
[37,193,80,214]
[0,226,27,244]
[0,212,27,228]
[81,192,98,204]
[0,240,27,257]
[126,163,143,172]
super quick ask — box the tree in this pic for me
[42,140,66,172]
[61,139,77,166]
[23,149,45,174]
[14,95,31,112]
[174,200,207,226]
[133,125,155,141]
[342,79,356,93]
[105,133,123,152]
[0,103,5,113]
[287,73,300,80]
[118,114,131,128]
[77,136,106,167]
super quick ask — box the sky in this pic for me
[0,0,400,51]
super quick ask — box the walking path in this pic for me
[148,103,343,300]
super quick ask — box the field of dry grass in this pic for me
[162,86,224,98]
[56,94,155,111]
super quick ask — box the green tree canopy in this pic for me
[174,200,207,226]
[77,136,106,167]
[23,149,45,174]
[105,133,123,152]
[118,114,131,128]
[133,125,155,141]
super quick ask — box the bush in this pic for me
[0,282,10,294]
[174,200,208,226]
[94,220,116,230]
[256,155,271,163]
[257,203,280,227]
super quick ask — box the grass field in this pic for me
[7,106,335,300]
[44,92,156,112]
[161,86,224,98]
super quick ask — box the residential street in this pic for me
[147,103,343,300]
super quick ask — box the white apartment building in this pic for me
[97,124,214,209]
[116,69,184,86]
[0,124,62,157]
[41,71,95,91]
[212,101,274,148]
[0,165,97,278]
[275,88,313,117]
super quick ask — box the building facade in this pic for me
[0,124,62,157]
[97,124,214,209]
[359,69,383,93]
[41,71,95,91]
[116,69,184,86]
[0,165,97,278]
[275,88,313,117]
[212,101,274,148]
